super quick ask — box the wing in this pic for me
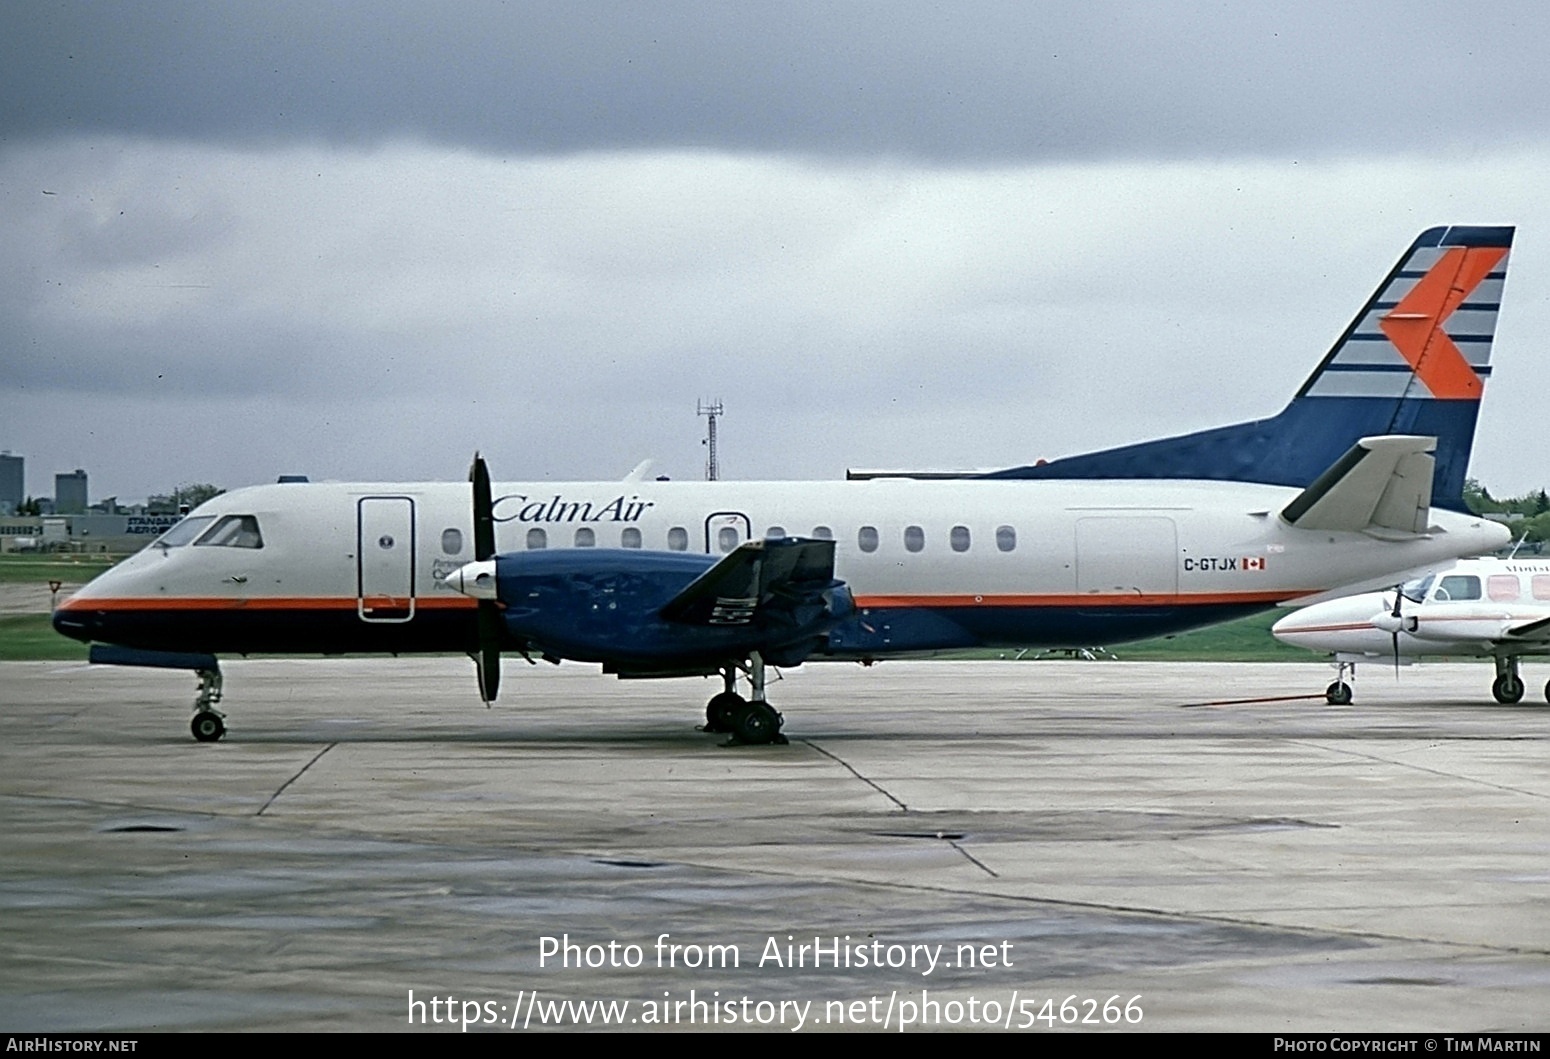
[659,537,840,627]
[1503,615,1550,640]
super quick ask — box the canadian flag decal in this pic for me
[1243,556,1266,571]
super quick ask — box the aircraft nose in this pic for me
[1270,610,1310,641]
[52,605,96,643]
[443,559,499,600]
[1271,593,1390,651]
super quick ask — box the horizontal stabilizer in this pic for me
[660,537,839,626]
[1281,435,1436,534]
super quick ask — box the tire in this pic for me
[1325,681,1353,706]
[705,691,743,732]
[731,701,782,745]
[1493,674,1525,704]
[191,711,225,742]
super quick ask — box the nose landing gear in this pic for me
[190,667,226,742]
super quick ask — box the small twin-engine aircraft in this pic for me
[53,225,1515,743]
[1272,556,1550,705]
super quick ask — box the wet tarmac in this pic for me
[1,658,1546,1032]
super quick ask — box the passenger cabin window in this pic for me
[904,525,925,553]
[1488,574,1521,602]
[765,526,786,539]
[718,526,740,553]
[1436,575,1481,601]
[621,527,642,548]
[858,526,879,553]
[950,525,971,552]
[811,526,833,540]
[155,516,215,548]
[441,527,464,554]
[526,527,547,549]
[575,527,596,547]
[1535,575,1550,601]
[668,527,688,551]
[195,515,263,549]
[996,525,1016,552]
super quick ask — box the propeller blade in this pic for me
[477,603,502,702]
[469,453,501,702]
[1390,584,1403,678]
[470,452,495,562]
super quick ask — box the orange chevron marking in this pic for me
[1379,245,1506,399]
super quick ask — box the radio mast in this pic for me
[697,399,724,481]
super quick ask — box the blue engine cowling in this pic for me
[489,547,854,670]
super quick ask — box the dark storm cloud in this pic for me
[5,2,1549,162]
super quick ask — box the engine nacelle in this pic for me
[482,547,853,669]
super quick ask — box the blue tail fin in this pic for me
[983,225,1514,510]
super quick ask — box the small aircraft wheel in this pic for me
[190,711,226,743]
[730,701,784,745]
[1544,679,1550,705]
[1493,674,1525,704]
[705,691,744,733]
[1325,681,1353,706]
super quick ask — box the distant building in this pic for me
[0,452,21,516]
[55,469,88,515]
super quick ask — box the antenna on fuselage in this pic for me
[698,399,724,481]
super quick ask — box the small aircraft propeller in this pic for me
[470,453,502,703]
[1387,586,1404,677]
[1371,584,1417,678]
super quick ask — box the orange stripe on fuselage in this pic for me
[55,595,478,612]
[61,591,1298,613]
[854,591,1297,608]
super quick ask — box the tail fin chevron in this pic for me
[1305,226,1509,404]
[984,225,1513,510]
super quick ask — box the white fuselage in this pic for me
[57,476,1510,660]
[1272,556,1550,661]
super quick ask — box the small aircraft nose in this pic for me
[1271,608,1319,639]
[443,559,498,600]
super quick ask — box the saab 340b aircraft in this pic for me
[54,225,1515,744]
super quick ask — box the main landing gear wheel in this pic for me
[730,700,787,746]
[1493,673,1525,704]
[190,711,225,743]
[704,691,744,733]
[1544,679,1550,704]
[1325,681,1353,706]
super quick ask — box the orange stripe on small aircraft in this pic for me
[1379,245,1506,400]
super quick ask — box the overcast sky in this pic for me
[5,2,1550,503]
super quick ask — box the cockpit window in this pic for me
[1435,574,1481,602]
[1399,574,1434,604]
[154,516,215,548]
[194,515,264,549]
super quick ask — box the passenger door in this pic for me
[704,511,752,554]
[357,496,416,622]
